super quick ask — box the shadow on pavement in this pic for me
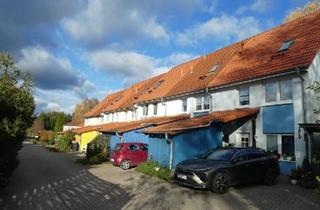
[0,143,131,210]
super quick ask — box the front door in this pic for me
[238,133,250,148]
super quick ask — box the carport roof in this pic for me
[141,107,260,135]
[98,114,189,134]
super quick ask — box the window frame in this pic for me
[182,99,187,112]
[153,103,158,115]
[280,79,293,101]
[278,39,294,52]
[266,135,278,154]
[265,81,277,102]
[195,96,210,111]
[142,105,148,116]
[239,86,250,106]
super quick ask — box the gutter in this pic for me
[163,68,307,101]
[165,133,173,170]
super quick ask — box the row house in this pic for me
[78,11,320,173]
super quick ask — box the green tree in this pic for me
[54,113,65,132]
[0,52,35,186]
[285,0,320,22]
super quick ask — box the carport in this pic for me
[98,114,189,152]
[142,107,260,169]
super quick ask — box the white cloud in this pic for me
[87,49,197,85]
[18,46,94,93]
[236,0,271,15]
[175,15,262,46]
[63,0,169,46]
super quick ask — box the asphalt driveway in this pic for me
[1,142,319,210]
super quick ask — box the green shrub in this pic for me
[86,135,110,159]
[57,133,73,152]
[136,161,172,181]
[77,152,108,165]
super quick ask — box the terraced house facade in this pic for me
[72,11,320,174]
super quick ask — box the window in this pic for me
[141,144,148,151]
[241,137,249,147]
[267,135,278,154]
[247,149,266,160]
[153,80,164,89]
[153,103,158,115]
[196,97,202,111]
[280,79,293,100]
[239,87,250,105]
[182,99,187,112]
[265,81,277,102]
[278,40,294,52]
[234,150,248,162]
[208,62,222,73]
[203,96,210,110]
[282,136,295,160]
[143,105,148,116]
[128,144,139,151]
[196,96,210,111]
[113,95,123,103]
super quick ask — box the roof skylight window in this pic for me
[153,80,164,89]
[208,62,222,73]
[278,40,294,52]
[113,95,123,103]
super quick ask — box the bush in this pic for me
[76,135,110,165]
[136,161,172,181]
[38,130,54,143]
[86,135,109,159]
[57,134,73,152]
[77,153,108,165]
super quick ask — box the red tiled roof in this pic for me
[166,43,242,98]
[64,119,83,127]
[84,90,125,117]
[142,108,260,135]
[103,74,164,113]
[135,58,202,103]
[207,11,320,89]
[70,125,101,135]
[98,114,189,133]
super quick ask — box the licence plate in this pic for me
[110,158,114,162]
[177,173,187,180]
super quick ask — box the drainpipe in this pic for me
[205,87,213,113]
[161,97,167,116]
[116,132,123,142]
[296,68,306,123]
[165,133,173,170]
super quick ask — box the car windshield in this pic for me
[204,149,238,161]
[113,144,122,152]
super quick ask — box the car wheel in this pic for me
[211,172,230,194]
[120,160,131,170]
[264,168,277,185]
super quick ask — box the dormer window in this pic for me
[278,40,294,52]
[153,80,164,89]
[208,62,222,74]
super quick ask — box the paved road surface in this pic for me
[0,142,130,210]
[1,142,320,210]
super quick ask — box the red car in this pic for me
[110,142,148,170]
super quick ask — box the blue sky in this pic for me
[0,0,310,114]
